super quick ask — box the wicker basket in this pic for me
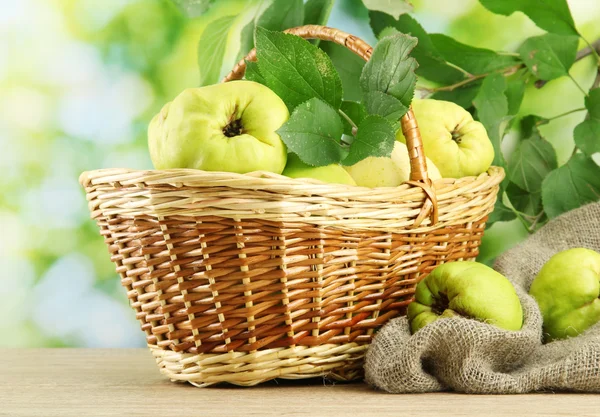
[79,25,504,387]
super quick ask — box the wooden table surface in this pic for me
[1,349,598,417]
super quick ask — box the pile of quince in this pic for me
[406,248,600,343]
[148,80,494,185]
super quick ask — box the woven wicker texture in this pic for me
[80,25,504,386]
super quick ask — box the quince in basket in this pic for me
[148,80,289,174]
[407,262,524,334]
[282,153,357,185]
[397,99,494,179]
[344,141,441,187]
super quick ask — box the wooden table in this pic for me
[1,349,598,417]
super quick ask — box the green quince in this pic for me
[148,80,289,174]
[529,248,600,342]
[344,141,441,188]
[282,153,356,185]
[396,99,494,178]
[408,262,523,334]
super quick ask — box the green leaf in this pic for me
[541,154,600,218]
[236,19,256,62]
[574,119,600,157]
[520,115,547,138]
[244,60,266,84]
[507,135,558,193]
[360,33,418,107]
[369,12,465,85]
[473,73,508,167]
[430,82,482,109]
[518,34,579,81]
[362,0,413,19]
[429,34,519,75]
[506,182,542,217]
[585,88,600,119]
[170,0,215,17]
[363,91,407,130]
[255,27,343,111]
[478,0,577,36]
[575,88,600,156]
[340,101,367,136]
[505,75,526,116]
[256,0,304,32]
[277,98,345,166]
[320,42,366,101]
[487,197,517,224]
[342,115,396,166]
[197,15,237,86]
[304,0,334,25]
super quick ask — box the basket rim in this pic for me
[79,165,504,192]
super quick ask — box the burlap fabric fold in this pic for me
[364,202,600,393]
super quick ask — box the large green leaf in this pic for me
[244,60,265,84]
[304,0,334,25]
[277,98,345,166]
[430,34,519,75]
[197,15,237,86]
[519,115,547,138]
[478,0,578,36]
[585,88,600,119]
[255,27,343,111]
[342,115,396,166]
[504,75,526,116]
[362,0,413,19]
[256,0,304,32]
[360,33,418,107]
[574,88,600,156]
[507,135,558,193]
[340,101,367,136]
[473,73,508,167]
[518,34,579,81]
[542,154,600,218]
[574,120,600,157]
[363,91,406,130]
[236,20,256,62]
[369,12,465,85]
[320,42,365,101]
[506,182,543,217]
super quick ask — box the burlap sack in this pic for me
[364,201,600,393]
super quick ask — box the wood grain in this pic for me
[0,349,597,417]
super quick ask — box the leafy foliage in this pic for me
[518,34,579,81]
[478,0,578,36]
[257,0,304,32]
[277,98,346,166]
[197,15,236,86]
[574,89,600,156]
[369,12,465,85]
[256,28,413,167]
[361,0,413,19]
[255,27,343,111]
[359,33,418,107]
[193,0,599,235]
[473,73,508,167]
[542,154,600,218]
[342,115,396,165]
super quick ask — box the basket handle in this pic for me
[222,25,438,226]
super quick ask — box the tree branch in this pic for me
[423,64,522,94]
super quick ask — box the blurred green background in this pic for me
[2,0,599,348]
